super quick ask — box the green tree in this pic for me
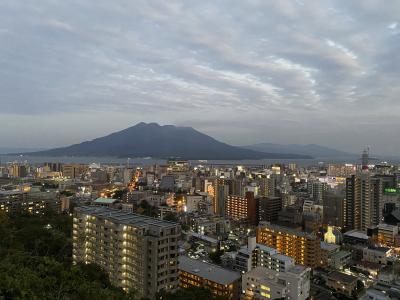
[0,212,138,299]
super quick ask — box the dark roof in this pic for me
[327,271,358,284]
[179,256,240,285]
[75,206,178,229]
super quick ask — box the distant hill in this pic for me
[242,142,356,158]
[24,123,312,160]
[0,147,47,154]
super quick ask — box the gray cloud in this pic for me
[0,0,399,155]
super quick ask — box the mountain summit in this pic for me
[27,123,312,160]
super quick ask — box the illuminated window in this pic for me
[260,292,271,298]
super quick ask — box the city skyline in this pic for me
[1,1,400,156]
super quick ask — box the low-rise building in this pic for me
[363,247,392,265]
[179,256,241,300]
[329,250,352,270]
[324,271,358,298]
[377,223,399,247]
[320,242,340,266]
[242,265,311,300]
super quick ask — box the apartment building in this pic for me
[72,206,181,299]
[179,256,241,300]
[256,223,322,268]
[242,265,311,300]
[235,237,296,273]
[226,192,258,225]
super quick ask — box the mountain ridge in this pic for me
[242,142,356,158]
[24,123,312,160]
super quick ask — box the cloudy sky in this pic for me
[0,0,399,155]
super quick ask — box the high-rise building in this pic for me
[259,176,277,198]
[9,164,28,178]
[256,223,322,268]
[323,190,345,227]
[345,173,383,231]
[226,192,258,225]
[258,196,282,223]
[72,206,181,299]
[307,180,327,204]
[214,178,230,216]
[62,164,87,179]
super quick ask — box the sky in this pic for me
[0,0,399,156]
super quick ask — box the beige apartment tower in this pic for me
[73,206,181,299]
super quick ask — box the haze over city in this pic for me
[1,0,400,155]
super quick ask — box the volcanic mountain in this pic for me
[27,122,312,160]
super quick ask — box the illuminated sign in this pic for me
[384,188,400,194]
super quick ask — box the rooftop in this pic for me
[343,229,368,240]
[259,222,316,238]
[244,266,280,280]
[327,271,358,284]
[287,264,309,275]
[179,256,240,285]
[320,242,340,252]
[94,197,117,204]
[366,246,391,253]
[256,244,278,254]
[272,253,295,263]
[331,250,352,259]
[190,232,219,244]
[75,206,178,229]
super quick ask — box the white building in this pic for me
[363,247,392,265]
[235,237,296,273]
[242,265,310,300]
[185,194,203,212]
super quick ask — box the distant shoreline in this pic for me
[2,154,396,167]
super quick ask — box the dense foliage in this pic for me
[0,211,135,300]
[0,211,227,300]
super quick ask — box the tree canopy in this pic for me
[0,211,136,300]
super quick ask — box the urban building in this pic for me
[258,196,282,223]
[345,173,383,231]
[0,189,66,214]
[62,164,87,179]
[256,223,322,268]
[377,223,399,247]
[324,271,358,298]
[179,256,241,300]
[362,247,392,265]
[214,178,230,217]
[235,237,297,273]
[72,206,181,299]
[226,192,258,225]
[242,265,310,300]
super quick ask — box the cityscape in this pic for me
[1,148,400,299]
[1,1,400,300]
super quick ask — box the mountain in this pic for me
[242,142,356,158]
[25,123,312,160]
[0,147,47,154]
